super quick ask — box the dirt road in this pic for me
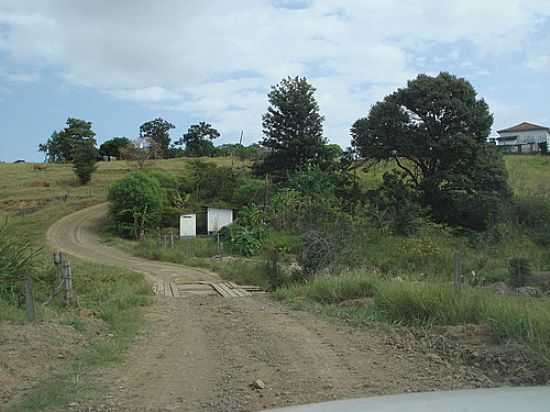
[47,203,219,285]
[47,204,494,412]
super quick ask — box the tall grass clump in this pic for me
[0,226,41,302]
[135,237,218,262]
[374,281,485,325]
[300,274,377,304]
[75,261,151,326]
[276,273,550,361]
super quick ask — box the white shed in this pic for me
[207,208,233,233]
[179,214,197,238]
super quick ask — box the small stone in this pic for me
[252,379,266,390]
[515,286,543,297]
[15,383,32,391]
[57,353,65,359]
[68,402,79,408]
[427,353,442,363]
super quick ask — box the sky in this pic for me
[1,1,550,162]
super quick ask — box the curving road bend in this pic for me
[43,203,495,411]
[46,202,219,286]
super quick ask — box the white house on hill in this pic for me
[496,122,550,153]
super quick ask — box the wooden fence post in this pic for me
[453,252,463,289]
[62,259,73,305]
[24,274,35,321]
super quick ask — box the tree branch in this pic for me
[393,155,419,187]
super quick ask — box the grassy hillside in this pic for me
[0,157,245,240]
[0,159,211,409]
[505,155,550,196]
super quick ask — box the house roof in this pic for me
[497,122,550,134]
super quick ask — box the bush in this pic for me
[220,223,263,256]
[298,231,332,278]
[72,142,98,184]
[108,172,167,238]
[265,247,286,290]
[509,195,550,246]
[366,172,426,235]
[509,257,531,287]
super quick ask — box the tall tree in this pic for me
[352,72,511,229]
[260,76,328,179]
[179,122,220,157]
[39,118,96,162]
[139,118,175,158]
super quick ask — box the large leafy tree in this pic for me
[99,137,131,158]
[259,76,328,179]
[179,122,220,157]
[352,72,511,229]
[139,118,175,158]
[39,118,96,162]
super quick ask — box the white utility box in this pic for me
[179,214,197,238]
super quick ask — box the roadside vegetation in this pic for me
[101,73,550,366]
[3,69,550,407]
[0,161,157,409]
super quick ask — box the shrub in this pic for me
[72,142,98,184]
[509,195,550,247]
[509,257,531,287]
[266,247,286,290]
[298,231,332,278]
[220,223,262,257]
[366,171,426,235]
[108,172,167,238]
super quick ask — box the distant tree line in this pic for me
[39,118,268,166]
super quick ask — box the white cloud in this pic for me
[109,87,181,104]
[1,0,549,146]
[527,55,550,71]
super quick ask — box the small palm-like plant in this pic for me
[0,226,41,302]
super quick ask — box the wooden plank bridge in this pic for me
[153,279,263,298]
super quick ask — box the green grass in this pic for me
[0,157,248,242]
[275,272,550,363]
[8,262,151,412]
[137,237,271,288]
[0,159,177,410]
[505,155,550,196]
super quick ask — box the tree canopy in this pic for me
[351,72,510,229]
[39,118,96,162]
[139,118,175,158]
[179,122,220,157]
[259,76,328,179]
[99,137,131,158]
